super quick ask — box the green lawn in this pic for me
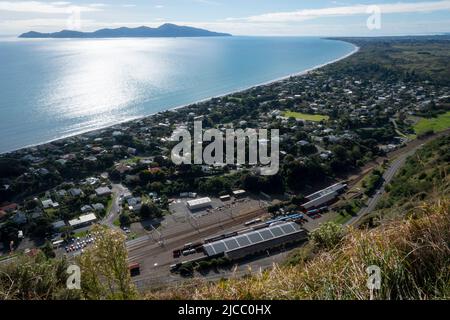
[283,111,329,122]
[413,111,450,135]
[73,230,89,238]
[105,198,113,216]
[120,156,142,165]
[333,211,353,224]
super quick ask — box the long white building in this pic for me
[187,197,212,210]
[302,183,347,210]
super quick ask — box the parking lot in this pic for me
[55,231,99,257]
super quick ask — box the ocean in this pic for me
[0,36,356,154]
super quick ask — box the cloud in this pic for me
[155,5,164,9]
[193,0,221,5]
[0,1,104,14]
[231,0,450,22]
[89,3,107,8]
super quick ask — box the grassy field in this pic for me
[283,111,329,122]
[413,111,450,135]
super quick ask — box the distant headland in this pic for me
[19,23,232,38]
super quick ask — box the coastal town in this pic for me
[0,37,449,287]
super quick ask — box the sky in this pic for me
[0,0,449,36]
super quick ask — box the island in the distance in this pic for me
[19,23,232,38]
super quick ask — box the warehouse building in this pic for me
[68,213,97,229]
[203,222,307,260]
[186,197,212,210]
[302,182,347,210]
[232,189,246,198]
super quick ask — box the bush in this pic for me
[119,212,131,226]
[139,203,162,219]
[311,222,345,250]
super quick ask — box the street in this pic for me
[101,183,128,229]
[346,145,422,226]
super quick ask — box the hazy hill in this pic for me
[19,23,232,38]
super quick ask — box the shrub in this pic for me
[311,222,346,250]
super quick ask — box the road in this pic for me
[345,129,450,226]
[102,183,128,229]
[345,145,421,226]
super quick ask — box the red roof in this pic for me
[128,263,140,270]
[148,167,162,174]
[0,203,17,212]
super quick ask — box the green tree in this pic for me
[139,202,162,219]
[77,226,138,299]
[0,252,80,299]
[119,212,131,226]
[41,240,56,259]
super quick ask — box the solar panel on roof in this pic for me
[280,223,296,233]
[212,242,227,253]
[224,238,239,250]
[270,226,283,237]
[236,236,251,247]
[204,244,216,256]
[248,232,263,243]
[259,229,274,240]
[203,222,304,257]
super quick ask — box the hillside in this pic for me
[19,23,232,38]
[368,135,449,223]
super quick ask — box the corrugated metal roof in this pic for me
[187,197,211,207]
[306,183,346,200]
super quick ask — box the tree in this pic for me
[60,226,73,241]
[24,199,39,210]
[291,194,305,205]
[0,252,80,300]
[119,212,131,227]
[139,203,162,219]
[41,240,56,259]
[77,226,138,299]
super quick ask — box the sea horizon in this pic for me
[0,36,356,154]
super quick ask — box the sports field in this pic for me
[413,111,450,135]
[283,111,329,122]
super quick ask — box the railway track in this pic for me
[127,207,269,262]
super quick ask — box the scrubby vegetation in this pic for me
[0,226,137,300]
[375,135,449,217]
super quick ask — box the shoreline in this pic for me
[0,41,359,156]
